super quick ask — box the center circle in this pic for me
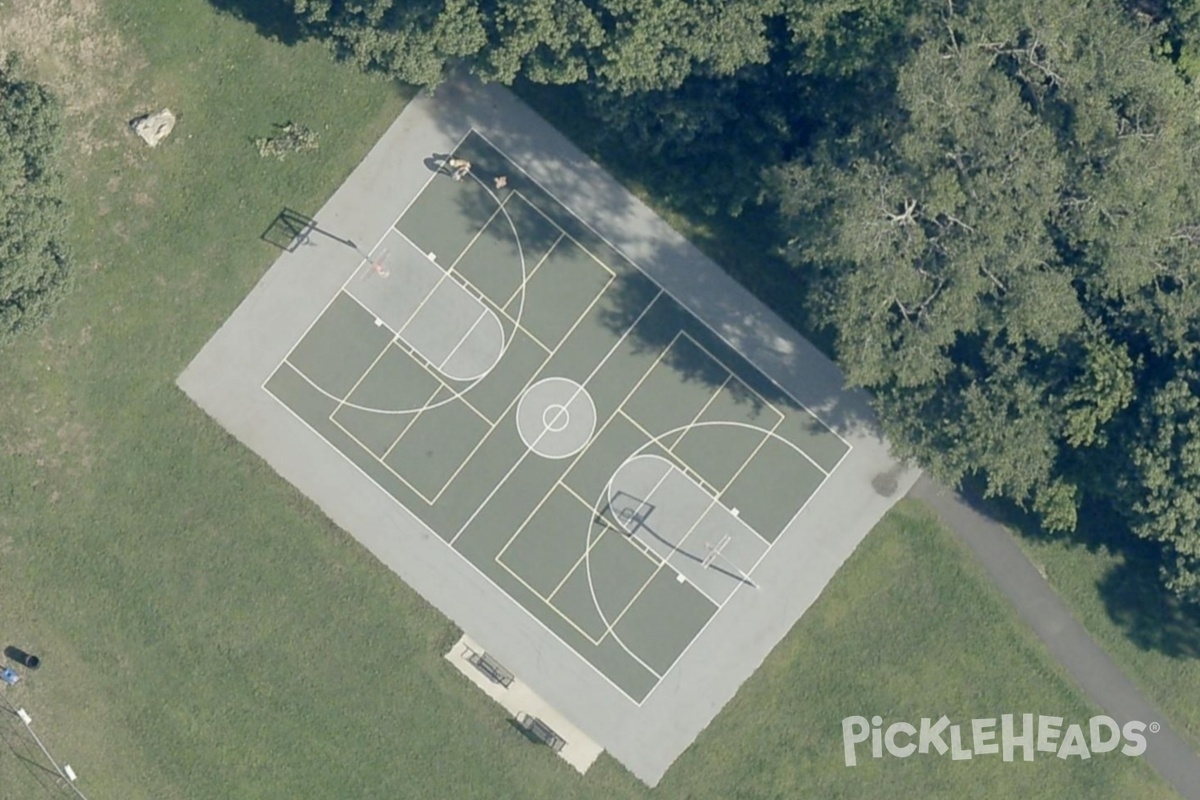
[543,404,570,432]
[516,377,597,459]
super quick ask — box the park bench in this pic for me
[518,713,566,753]
[468,650,514,688]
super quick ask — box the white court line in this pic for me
[607,455,740,577]
[485,318,675,562]
[389,226,554,354]
[260,384,653,705]
[421,261,627,508]
[436,307,489,372]
[490,555,610,647]
[470,127,854,455]
[448,288,665,546]
[665,374,731,453]
[327,411,440,506]
[511,189,618,280]
[616,411,720,498]
[501,232,565,310]
[261,128,479,400]
[338,291,494,427]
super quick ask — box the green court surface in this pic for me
[264,131,850,702]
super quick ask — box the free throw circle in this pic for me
[516,378,596,459]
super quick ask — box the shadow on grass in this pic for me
[205,0,309,45]
[956,474,1200,662]
[261,207,370,258]
[0,699,72,799]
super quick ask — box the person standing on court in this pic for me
[447,157,472,181]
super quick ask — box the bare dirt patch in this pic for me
[0,0,147,155]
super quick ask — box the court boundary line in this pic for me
[260,127,478,402]
[490,546,613,648]
[583,476,715,674]
[262,128,855,704]
[377,228,553,354]
[259,384,654,705]
[336,290,495,425]
[607,454,760,592]
[664,373,731,452]
[416,258,620,506]
[468,127,854,455]
[489,324,678,562]
[449,287,665,545]
[501,232,565,310]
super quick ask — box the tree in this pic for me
[776,0,1200,598]
[289,0,784,93]
[0,56,71,342]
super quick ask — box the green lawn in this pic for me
[0,1,1179,797]
[1014,514,1200,756]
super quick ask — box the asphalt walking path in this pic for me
[911,476,1200,800]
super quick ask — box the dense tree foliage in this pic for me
[776,0,1200,598]
[276,0,1200,600]
[0,56,71,342]
[290,0,783,91]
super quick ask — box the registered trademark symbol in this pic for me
[1149,722,1161,733]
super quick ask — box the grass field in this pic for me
[1013,514,1200,756]
[0,1,1181,797]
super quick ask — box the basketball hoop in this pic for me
[366,248,390,278]
[701,534,732,569]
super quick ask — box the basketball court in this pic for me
[263,130,849,701]
[179,79,918,784]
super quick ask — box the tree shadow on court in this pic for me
[204,0,310,46]
[423,79,884,441]
[955,474,1200,662]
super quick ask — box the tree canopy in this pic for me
[776,0,1200,598]
[290,0,785,92]
[0,56,71,342]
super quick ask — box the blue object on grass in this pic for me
[0,666,19,686]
